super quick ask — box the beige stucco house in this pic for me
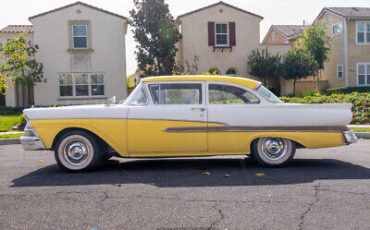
[0,1,128,107]
[176,1,290,90]
[314,7,370,89]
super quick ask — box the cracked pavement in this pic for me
[0,140,369,230]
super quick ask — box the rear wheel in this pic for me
[54,131,101,172]
[251,137,296,167]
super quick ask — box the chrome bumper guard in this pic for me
[20,136,45,151]
[343,130,358,145]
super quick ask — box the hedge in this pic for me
[280,92,369,124]
[325,86,370,95]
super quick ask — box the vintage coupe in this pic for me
[21,76,358,171]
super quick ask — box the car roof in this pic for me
[141,75,261,89]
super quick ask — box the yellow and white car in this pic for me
[21,76,358,171]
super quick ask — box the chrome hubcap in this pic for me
[261,138,288,160]
[64,141,88,165]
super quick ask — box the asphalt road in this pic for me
[0,141,369,230]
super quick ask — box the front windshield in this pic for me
[124,83,147,105]
[256,85,282,103]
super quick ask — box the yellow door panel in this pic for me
[127,120,207,156]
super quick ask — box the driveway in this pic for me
[0,140,369,230]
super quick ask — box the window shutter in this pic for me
[229,22,236,46]
[208,21,215,46]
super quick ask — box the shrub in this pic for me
[280,92,369,124]
[325,86,370,95]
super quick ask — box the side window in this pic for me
[149,83,202,104]
[125,83,147,105]
[209,84,259,104]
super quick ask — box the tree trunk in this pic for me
[293,78,296,96]
[317,70,321,92]
[312,74,316,91]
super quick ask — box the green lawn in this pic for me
[349,127,370,133]
[0,133,24,139]
[0,114,22,132]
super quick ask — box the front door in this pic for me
[127,82,207,156]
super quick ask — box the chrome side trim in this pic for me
[163,126,348,133]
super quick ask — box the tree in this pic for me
[0,33,44,94]
[247,48,282,86]
[282,49,318,96]
[298,21,331,90]
[129,0,181,77]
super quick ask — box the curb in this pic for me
[0,138,21,145]
[355,132,370,139]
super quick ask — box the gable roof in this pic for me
[326,7,370,19]
[273,25,305,38]
[0,25,33,33]
[314,7,370,24]
[262,25,304,44]
[29,1,127,21]
[177,1,263,19]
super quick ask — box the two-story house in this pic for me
[314,7,370,89]
[0,1,128,107]
[176,1,290,84]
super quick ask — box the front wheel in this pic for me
[251,137,296,167]
[54,131,101,172]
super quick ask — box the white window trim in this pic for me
[272,31,276,41]
[215,23,229,47]
[332,22,343,36]
[59,73,105,97]
[356,21,370,45]
[336,64,344,80]
[72,25,88,49]
[356,63,370,86]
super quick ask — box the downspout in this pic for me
[344,18,349,88]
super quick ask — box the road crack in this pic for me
[298,183,320,230]
[209,203,225,230]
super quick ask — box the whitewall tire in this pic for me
[54,131,101,172]
[251,137,296,167]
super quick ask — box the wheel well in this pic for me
[249,137,306,152]
[51,127,109,151]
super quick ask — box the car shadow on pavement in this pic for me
[11,157,370,187]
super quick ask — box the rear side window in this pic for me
[208,84,259,104]
[149,83,202,104]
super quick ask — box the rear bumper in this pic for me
[20,136,45,151]
[343,130,358,144]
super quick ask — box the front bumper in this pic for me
[20,136,46,151]
[343,130,358,144]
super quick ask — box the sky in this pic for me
[0,0,369,75]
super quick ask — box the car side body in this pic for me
[21,76,358,170]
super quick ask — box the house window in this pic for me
[209,68,220,75]
[337,64,343,79]
[59,73,105,97]
[357,63,370,86]
[325,13,329,22]
[226,68,238,76]
[332,23,343,36]
[356,22,370,44]
[215,23,228,46]
[72,25,88,48]
[272,31,276,41]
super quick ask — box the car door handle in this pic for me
[191,107,206,111]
